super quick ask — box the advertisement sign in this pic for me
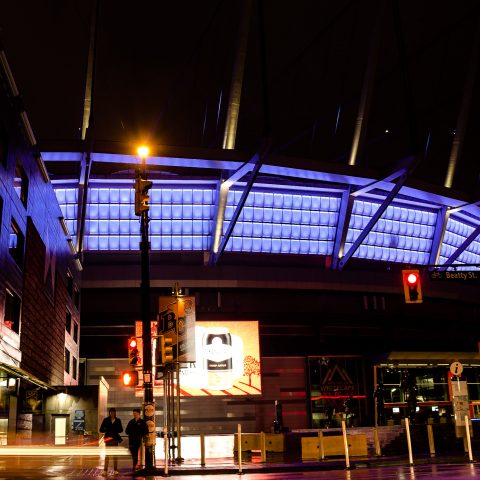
[151,320,261,397]
[159,296,196,363]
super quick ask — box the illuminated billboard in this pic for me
[134,319,261,396]
[178,320,261,396]
[140,320,261,397]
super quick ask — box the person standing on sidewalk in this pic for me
[125,408,148,471]
[99,407,123,476]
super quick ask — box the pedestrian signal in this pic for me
[402,269,423,303]
[121,370,138,387]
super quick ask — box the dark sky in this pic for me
[2,1,480,196]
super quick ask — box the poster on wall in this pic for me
[73,410,85,431]
[149,320,261,397]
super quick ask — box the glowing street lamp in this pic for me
[135,143,155,471]
[137,145,150,159]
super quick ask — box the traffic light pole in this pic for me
[139,169,155,472]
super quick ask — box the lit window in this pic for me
[4,288,21,334]
[14,159,28,208]
[9,219,25,268]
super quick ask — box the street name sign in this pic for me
[429,270,480,282]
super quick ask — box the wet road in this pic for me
[1,457,480,480]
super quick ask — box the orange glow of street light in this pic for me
[137,145,150,158]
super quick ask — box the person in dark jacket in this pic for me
[125,408,149,471]
[99,407,123,476]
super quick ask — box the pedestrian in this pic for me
[125,408,149,471]
[99,407,123,476]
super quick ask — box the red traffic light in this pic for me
[407,273,418,285]
[128,336,140,365]
[402,269,423,303]
[122,370,138,387]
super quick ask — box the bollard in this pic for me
[464,415,474,463]
[427,424,435,457]
[373,427,381,456]
[237,424,243,474]
[318,430,325,460]
[260,431,267,462]
[200,432,206,467]
[164,425,169,476]
[341,420,351,470]
[405,417,414,466]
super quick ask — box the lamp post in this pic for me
[135,145,155,471]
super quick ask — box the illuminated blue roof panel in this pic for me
[438,216,480,269]
[48,151,480,268]
[223,189,340,255]
[345,200,436,265]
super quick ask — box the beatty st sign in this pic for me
[429,270,480,282]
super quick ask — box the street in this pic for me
[0,455,480,480]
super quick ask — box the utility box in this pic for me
[234,433,284,452]
[301,433,368,459]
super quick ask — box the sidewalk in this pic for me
[0,446,476,478]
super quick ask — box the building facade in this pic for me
[0,48,80,443]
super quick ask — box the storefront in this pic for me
[373,352,480,426]
[308,355,368,428]
[0,363,55,444]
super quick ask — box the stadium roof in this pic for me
[1,0,480,195]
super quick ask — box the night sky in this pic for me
[1,1,480,195]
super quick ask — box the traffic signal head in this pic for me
[402,269,423,303]
[128,337,140,365]
[159,335,174,365]
[121,370,139,387]
[134,178,153,216]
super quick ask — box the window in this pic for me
[65,310,72,334]
[72,357,77,380]
[73,322,78,343]
[73,288,80,310]
[64,348,70,374]
[14,158,28,208]
[9,219,25,268]
[0,127,7,169]
[67,272,73,297]
[4,288,21,334]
